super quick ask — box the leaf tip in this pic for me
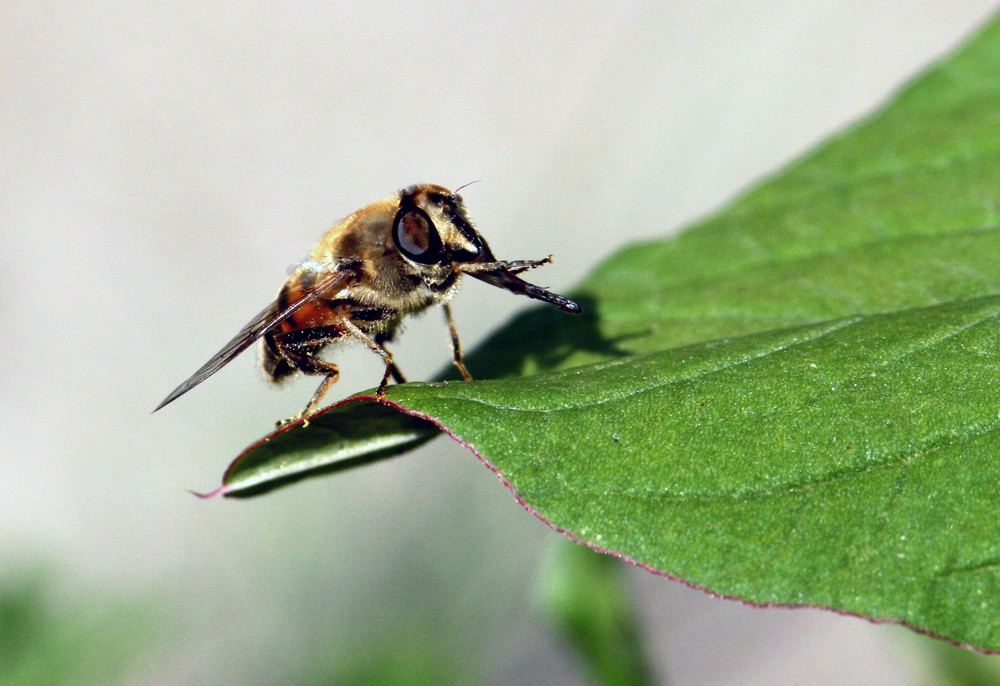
[189,486,228,500]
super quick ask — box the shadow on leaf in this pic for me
[445,294,632,380]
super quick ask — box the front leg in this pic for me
[444,303,473,381]
[458,256,552,276]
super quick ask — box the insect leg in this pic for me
[443,303,473,381]
[339,319,399,398]
[374,332,407,384]
[271,327,343,423]
[459,256,552,276]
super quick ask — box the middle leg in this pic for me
[339,318,400,397]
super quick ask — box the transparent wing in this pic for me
[154,267,352,412]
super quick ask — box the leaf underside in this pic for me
[213,15,1000,650]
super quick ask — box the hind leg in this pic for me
[271,327,344,425]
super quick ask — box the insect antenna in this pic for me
[451,180,482,196]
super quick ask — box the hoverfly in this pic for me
[155,184,581,423]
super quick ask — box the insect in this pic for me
[154,183,581,423]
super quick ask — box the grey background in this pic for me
[3,2,997,683]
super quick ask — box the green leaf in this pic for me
[204,400,438,498]
[210,15,1000,649]
[386,296,1000,649]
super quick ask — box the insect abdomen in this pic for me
[260,336,295,382]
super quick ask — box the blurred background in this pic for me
[4,2,1000,684]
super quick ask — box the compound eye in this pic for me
[393,207,443,264]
